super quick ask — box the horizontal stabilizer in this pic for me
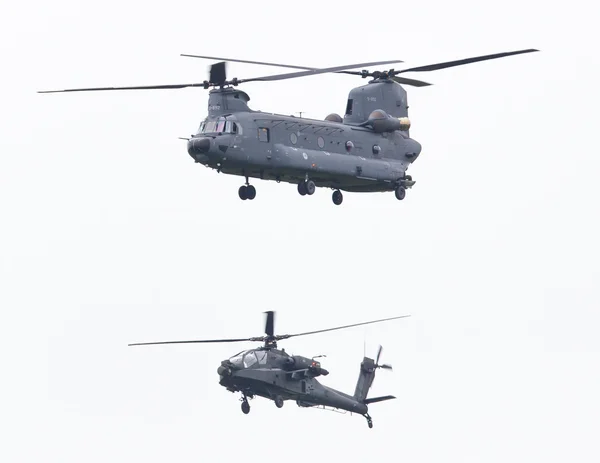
[363,395,396,405]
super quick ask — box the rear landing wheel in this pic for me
[395,186,406,201]
[241,400,250,414]
[239,185,248,200]
[246,185,256,200]
[274,395,284,408]
[332,190,343,205]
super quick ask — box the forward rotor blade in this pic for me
[240,60,404,84]
[128,337,257,347]
[391,76,433,87]
[38,83,206,94]
[396,49,539,74]
[265,311,275,337]
[278,314,410,340]
[181,54,314,71]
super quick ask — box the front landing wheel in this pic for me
[241,401,250,414]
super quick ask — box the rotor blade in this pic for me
[391,76,433,87]
[38,83,206,94]
[376,345,383,365]
[128,337,258,347]
[239,60,404,84]
[380,364,393,370]
[278,314,410,340]
[396,49,539,74]
[265,311,275,337]
[181,54,315,71]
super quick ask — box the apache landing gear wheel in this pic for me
[332,190,343,205]
[395,186,406,201]
[246,185,256,200]
[305,180,316,195]
[274,395,284,408]
[297,182,307,196]
[241,400,250,414]
[238,185,248,200]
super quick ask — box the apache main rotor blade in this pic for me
[181,54,315,71]
[396,49,539,74]
[265,311,275,337]
[239,60,404,84]
[128,337,257,347]
[277,314,410,340]
[38,83,207,94]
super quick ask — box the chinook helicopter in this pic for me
[129,311,409,428]
[39,49,538,205]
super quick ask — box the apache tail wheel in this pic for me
[297,182,307,196]
[395,186,406,201]
[238,185,248,200]
[241,400,250,414]
[332,190,343,205]
[274,395,284,408]
[246,185,256,200]
[305,180,316,195]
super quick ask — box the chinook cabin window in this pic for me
[258,127,270,142]
[345,99,353,115]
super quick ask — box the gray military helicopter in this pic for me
[39,49,538,205]
[129,311,409,428]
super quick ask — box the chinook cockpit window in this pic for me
[199,118,240,135]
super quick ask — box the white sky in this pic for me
[1,0,599,461]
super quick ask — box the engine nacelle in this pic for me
[365,110,411,133]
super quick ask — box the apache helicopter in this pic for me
[39,49,538,205]
[129,311,409,428]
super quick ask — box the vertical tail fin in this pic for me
[353,356,377,402]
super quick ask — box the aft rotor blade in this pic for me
[240,60,404,84]
[279,314,410,340]
[376,345,383,365]
[128,337,257,347]
[181,54,314,71]
[396,49,539,74]
[38,83,206,94]
[265,311,275,337]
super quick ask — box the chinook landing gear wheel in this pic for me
[239,184,256,201]
[305,180,316,195]
[241,400,250,414]
[395,186,406,201]
[298,182,307,196]
[332,190,343,205]
[274,395,284,408]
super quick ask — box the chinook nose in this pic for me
[187,137,211,158]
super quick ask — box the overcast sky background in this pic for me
[1,0,599,461]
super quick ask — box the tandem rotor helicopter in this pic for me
[129,311,409,428]
[39,49,538,205]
